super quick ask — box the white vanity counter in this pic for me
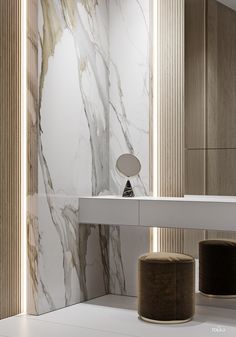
[79,195,236,231]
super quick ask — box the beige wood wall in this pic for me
[0,0,22,319]
[154,0,187,253]
[158,0,236,256]
[157,0,185,199]
[186,0,236,196]
[185,0,236,245]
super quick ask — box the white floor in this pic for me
[0,295,235,337]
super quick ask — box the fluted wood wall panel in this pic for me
[0,0,22,319]
[158,0,184,198]
[156,0,186,253]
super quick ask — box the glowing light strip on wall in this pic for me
[152,0,160,252]
[21,0,27,314]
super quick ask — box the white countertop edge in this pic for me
[79,195,236,203]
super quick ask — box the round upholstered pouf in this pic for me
[138,252,195,324]
[199,240,236,297]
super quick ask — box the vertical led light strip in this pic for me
[21,0,27,314]
[152,0,160,252]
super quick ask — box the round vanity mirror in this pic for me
[116,153,141,178]
[116,154,141,198]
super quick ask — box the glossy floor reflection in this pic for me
[0,295,235,337]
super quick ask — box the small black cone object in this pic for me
[122,179,135,197]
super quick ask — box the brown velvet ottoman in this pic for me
[199,239,236,297]
[138,252,195,324]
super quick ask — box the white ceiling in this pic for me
[218,0,236,11]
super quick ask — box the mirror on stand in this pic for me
[116,154,141,197]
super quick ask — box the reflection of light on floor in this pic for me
[0,295,235,336]
[152,228,159,252]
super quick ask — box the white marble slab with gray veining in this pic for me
[28,0,151,315]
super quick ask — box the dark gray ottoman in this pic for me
[138,252,195,324]
[199,239,236,297]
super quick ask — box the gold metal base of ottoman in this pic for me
[200,291,236,299]
[139,315,192,324]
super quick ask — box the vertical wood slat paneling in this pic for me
[156,0,185,253]
[159,0,205,257]
[0,0,22,319]
[158,0,184,198]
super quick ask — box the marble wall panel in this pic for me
[109,0,150,197]
[28,195,107,314]
[109,226,150,296]
[108,0,151,296]
[28,0,151,314]
[28,0,111,315]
